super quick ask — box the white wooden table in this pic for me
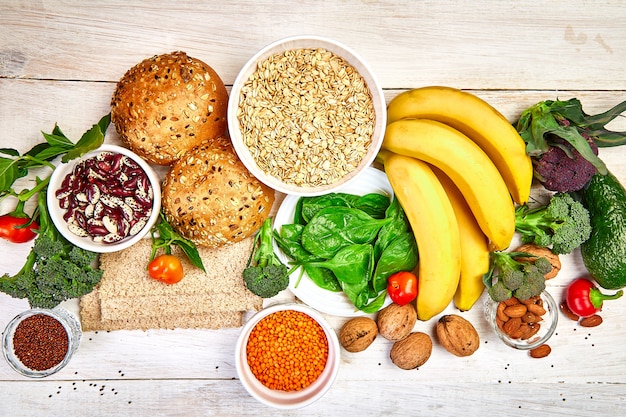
[1,1,626,416]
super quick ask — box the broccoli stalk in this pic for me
[0,179,103,308]
[483,251,552,302]
[242,218,290,298]
[514,192,592,255]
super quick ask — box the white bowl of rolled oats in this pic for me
[228,35,386,196]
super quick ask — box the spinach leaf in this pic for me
[299,192,390,222]
[303,265,341,292]
[304,243,374,308]
[301,206,391,258]
[352,193,391,219]
[372,233,418,292]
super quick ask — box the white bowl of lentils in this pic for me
[228,35,386,196]
[47,144,161,253]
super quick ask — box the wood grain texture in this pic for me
[0,1,626,416]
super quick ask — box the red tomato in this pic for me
[387,271,418,305]
[148,254,184,284]
[0,215,39,243]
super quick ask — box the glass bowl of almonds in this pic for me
[485,290,558,350]
[228,35,386,196]
[47,143,161,253]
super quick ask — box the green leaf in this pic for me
[0,148,20,157]
[61,114,111,163]
[0,156,22,194]
[41,132,74,148]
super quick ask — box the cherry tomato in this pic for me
[387,271,418,305]
[565,277,623,318]
[148,254,184,284]
[0,215,39,243]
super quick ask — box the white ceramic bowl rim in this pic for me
[235,303,341,409]
[228,34,387,197]
[46,143,162,253]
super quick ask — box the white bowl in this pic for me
[47,144,161,253]
[228,35,386,196]
[235,303,341,409]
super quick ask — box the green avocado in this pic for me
[579,170,626,290]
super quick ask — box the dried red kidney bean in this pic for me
[13,314,69,371]
[55,151,153,243]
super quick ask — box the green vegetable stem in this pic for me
[0,115,111,308]
[242,217,292,298]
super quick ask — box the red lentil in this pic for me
[246,310,329,391]
[13,314,69,371]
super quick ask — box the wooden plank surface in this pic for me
[1,1,626,416]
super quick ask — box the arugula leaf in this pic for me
[151,213,206,272]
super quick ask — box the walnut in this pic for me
[436,314,480,357]
[339,317,378,353]
[390,332,432,370]
[376,303,417,341]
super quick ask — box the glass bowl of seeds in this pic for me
[2,307,82,378]
[47,143,161,253]
[228,35,386,196]
[235,302,341,409]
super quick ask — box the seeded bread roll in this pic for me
[162,136,275,247]
[111,51,228,165]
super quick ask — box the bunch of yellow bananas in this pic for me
[378,86,533,321]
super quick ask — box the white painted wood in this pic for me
[1,1,626,416]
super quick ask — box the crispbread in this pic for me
[79,234,261,331]
[80,291,243,331]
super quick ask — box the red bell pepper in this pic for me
[565,278,623,318]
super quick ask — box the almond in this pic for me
[496,302,509,322]
[559,301,580,321]
[521,312,541,323]
[503,297,520,306]
[503,317,522,336]
[580,314,603,327]
[521,322,541,340]
[503,304,527,318]
[529,344,551,358]
[527,302,547,316]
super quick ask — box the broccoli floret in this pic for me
[514,192,592,254]
[242,217,290,298]
[483,251,549,302]
[0,190,103,309]
[488,280,513,302]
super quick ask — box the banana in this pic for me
[378,149,461,321]
[382,118,515,250]
[432,167,490,312]
[386,86,533,205]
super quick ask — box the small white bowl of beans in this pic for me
[47,144,161,253]
[228,35,386,196]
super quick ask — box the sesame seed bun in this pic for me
[111,51,228,165]
[161,136,275,248]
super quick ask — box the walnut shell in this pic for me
[390,332,432,370]
[376,303,417,341]
[513,244,561,279]
[339,317,378,353]
[436,314,480,357]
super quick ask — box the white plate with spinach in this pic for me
[273,167,418,317]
